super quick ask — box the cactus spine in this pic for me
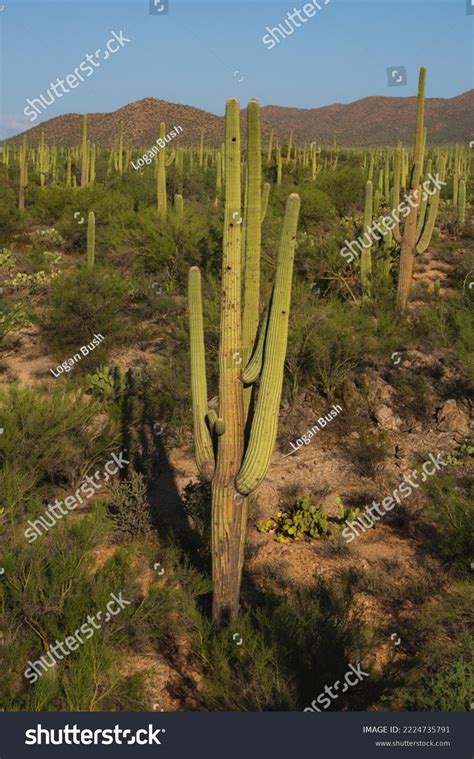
[87,211,95,270]
[188,98,300,623]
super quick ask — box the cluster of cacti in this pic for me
[188,97,300,623]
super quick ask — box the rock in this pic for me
[374,404,402,431]
[363,370,395,404]
[436,400,470,435]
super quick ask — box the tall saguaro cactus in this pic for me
[87,211,95,270]
[188,98,300,624]
[396,67,444,311]
[361,180,373,299]
[18,136,28,211]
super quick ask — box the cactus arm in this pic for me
[236,193,300,495]
[188,266,216,481]
[392,147,401,243]
[396,67,426,311]
[242,99,262,404]
[242,298,270,384]
[416,155,446,253]
[261,182,270,223]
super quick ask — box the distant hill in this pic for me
[9,90,474,149]
[260,91,474,147]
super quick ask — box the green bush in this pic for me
[423,475,474,572]
[107,469,153,540]
[342,429,389,477]
[40,264,129,361]
[0,385,117,518]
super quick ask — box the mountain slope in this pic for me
[9,90,474,148]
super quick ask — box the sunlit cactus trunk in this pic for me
[187,98,300,624]
[87,211,95,270]
[157,123,167,218]
[396,67,444,311]
[18,136,28,211]
[360,180,373,299]
[397,67,426,311]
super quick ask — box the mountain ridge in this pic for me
[9,90,474,148]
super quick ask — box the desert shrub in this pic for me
[317,167,367,216]
[0,385,117,517]
[107,469,153,540]
[40,264,129,360]
[342,429,389,477]
[415,298,474,385]
[422,475,474,572]
[286,293,370,401]
[0,186,21,238]
[182,477,212,554]
[30,227,65,250]
[0,518,149,711]
[0,301,31,347]
[198,575,374,711]
[390,582,472,711]
[393,373,436,421]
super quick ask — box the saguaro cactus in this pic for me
[458,178,466,225]
[80,114,89,189]
[157,122,167,218]
[87,211,95,270]
[396,67,444,311]
[18,136,28,211]
[188,98,300,624]
[38,133,51,188]
[361,180,373,299]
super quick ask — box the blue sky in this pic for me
[0,0,472,138]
